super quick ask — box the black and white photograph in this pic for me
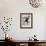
[20,13,33,29]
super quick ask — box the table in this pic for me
[5,39,46,46]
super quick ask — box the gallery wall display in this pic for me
[20,13,33,29]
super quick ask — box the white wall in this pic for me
[0,0,46,40]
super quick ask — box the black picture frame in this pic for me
[20,13,33,29]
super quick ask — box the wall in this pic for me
[0,0,46,40]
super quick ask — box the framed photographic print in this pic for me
[20,13,33,29]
